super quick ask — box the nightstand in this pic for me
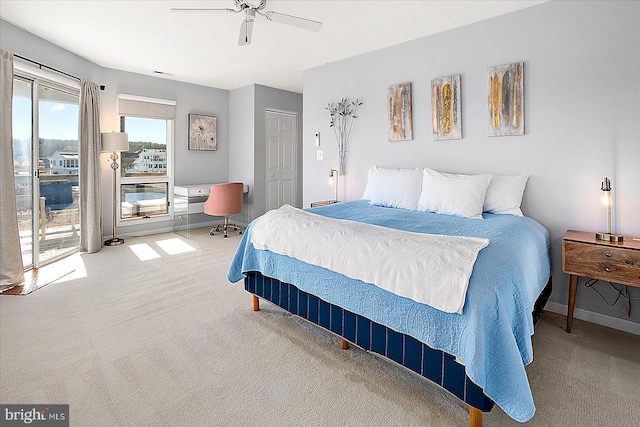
[562,230,640,332]
[310,200,339,208]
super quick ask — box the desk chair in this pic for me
[203,182,244,238]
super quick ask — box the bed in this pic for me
[228,198,551,426]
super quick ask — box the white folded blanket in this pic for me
[250,205,489,314]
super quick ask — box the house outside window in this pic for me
[49,146,78,174]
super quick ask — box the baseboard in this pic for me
[545,301,640,336]
[104,218,247,240]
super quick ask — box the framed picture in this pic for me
[188,114,217,150]
[388,82,413,142]
[431,74,462,140]
[488,62,524,136]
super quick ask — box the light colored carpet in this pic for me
[1,228,639,426]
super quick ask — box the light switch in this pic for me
[316,150,323,160]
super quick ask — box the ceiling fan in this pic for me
[171,0,322,46]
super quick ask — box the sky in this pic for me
[13,98,79,141]
[123,117,166,145]
[13,99,166,145]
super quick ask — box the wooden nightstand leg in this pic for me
[566,274,578,333]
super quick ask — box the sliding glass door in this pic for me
[12,74,80,269]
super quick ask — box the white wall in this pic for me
[303,1,640,327]
[229,84,256,220]
[1,18,93,82]
[95,66,230,236]
[229,84,304,223]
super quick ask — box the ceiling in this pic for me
[0,0,547,93]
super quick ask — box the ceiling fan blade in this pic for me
[264,11,322,32]
[238,19,254,45]
[170,8,238,13]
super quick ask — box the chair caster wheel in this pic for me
[209,231,214,236]
[223,235,228,238]
[239,231,243,235]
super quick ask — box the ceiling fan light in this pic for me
[238,18,254,45]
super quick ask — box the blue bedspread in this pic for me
[228,200,551,422]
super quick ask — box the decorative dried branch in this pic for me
[326,98,363,175]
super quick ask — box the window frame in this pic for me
[12,65,81,268]
[117,109,175,226]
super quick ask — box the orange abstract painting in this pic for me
[388,82,413,142]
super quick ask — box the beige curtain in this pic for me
[0,49,25,289]
[79,81,103,253]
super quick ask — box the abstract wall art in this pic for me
[188,114,217,150]
[431,74,462,140]
[488,62,524,137]
[388,82,413,142]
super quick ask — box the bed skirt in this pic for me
[244,271,551,412]
[244,271,553,413]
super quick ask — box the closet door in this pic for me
[265,110,297,211]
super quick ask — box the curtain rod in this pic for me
[14,54,81,82]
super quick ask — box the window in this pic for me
[117,94,175,223]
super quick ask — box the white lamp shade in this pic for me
[101,132,129,152]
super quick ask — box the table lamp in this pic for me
[101,132,129,246]
[595,177,623,242]
[329,169,338,203]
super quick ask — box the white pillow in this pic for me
[483,175,528,216]
[365,166,423,210]
[361,166,376,200]
[418,168,492,219]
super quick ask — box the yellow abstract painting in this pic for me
[431,74,462,140]
[488,62,524,136]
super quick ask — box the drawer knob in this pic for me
[605,267,611,272]
[605,253,611,257]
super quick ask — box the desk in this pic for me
[562,230,640,332]
[174,183,248,238]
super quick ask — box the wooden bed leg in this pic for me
[252,295,260,311]
[469,406,482,427]
[339,338,349,350]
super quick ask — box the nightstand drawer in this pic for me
[310,200,339,208]
[563,241,640,286]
